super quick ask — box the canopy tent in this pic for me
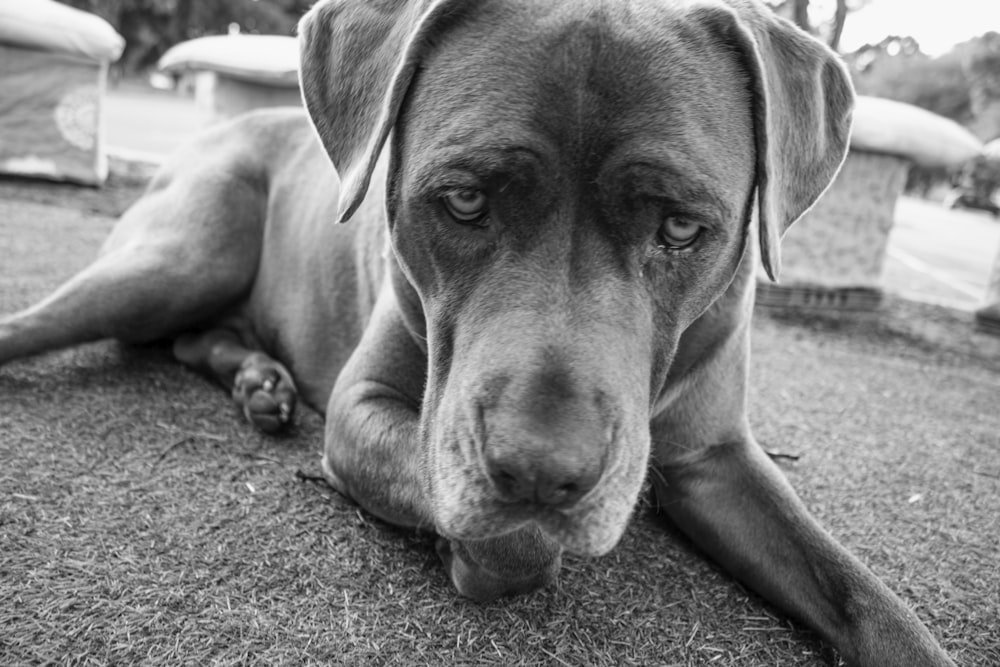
[0,0,124,185]
[157,35,301,120]
[759,95,985,309]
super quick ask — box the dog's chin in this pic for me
[434,493,632,558]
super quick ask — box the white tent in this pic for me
[0,0,124,185]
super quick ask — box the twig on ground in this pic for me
[152,436,192,467]
[295,468,329,485]
[765,450,802,462]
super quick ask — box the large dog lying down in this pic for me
[0,0,954,664]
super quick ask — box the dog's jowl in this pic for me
[0,1,955,665]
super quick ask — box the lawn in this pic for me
[1,172,998,666]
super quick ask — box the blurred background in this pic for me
[5,0,1000,316]
[57,0,312,78]
[54,0,1000,144]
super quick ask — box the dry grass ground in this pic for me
[1,173,998,666]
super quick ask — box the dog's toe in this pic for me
[243,390,284,433]
[233,353,298,433]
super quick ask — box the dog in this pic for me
[0,0,954,664]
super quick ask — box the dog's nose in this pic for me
[484,435,604,508]
[476,359,611,508]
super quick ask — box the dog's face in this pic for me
[300,0,852,556]
[387,2,756,554]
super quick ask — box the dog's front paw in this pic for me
[232,352,297,433]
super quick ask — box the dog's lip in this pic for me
[469,521,616,557]
[435,499,616,556]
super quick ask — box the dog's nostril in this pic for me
[546,482,581,507]
[485,450,600,509]
[491,470,519,496]
[557,482,579,496]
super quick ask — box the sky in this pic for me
[838,0,1000,56]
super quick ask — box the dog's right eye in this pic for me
[657,216,701,250]
[443,189,488,224]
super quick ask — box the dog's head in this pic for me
[300,0,852,560]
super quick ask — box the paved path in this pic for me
[885,197,999,310]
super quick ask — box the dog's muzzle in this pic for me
[476,385,612,510]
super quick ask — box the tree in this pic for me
[850,38,973,124]
[963,32,1000,140]
[765,0,872,52]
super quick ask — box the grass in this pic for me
[1,172,999,665]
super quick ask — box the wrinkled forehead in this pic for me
[397,0,755,194]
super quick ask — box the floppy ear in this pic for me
[707,0,855,281]
[297,0,463,223]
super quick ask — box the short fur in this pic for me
[0,1,951,664]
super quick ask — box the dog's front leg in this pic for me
[323,281,433,530]
[651,437,954,666]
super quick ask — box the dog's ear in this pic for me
[298,0,459,223]
[705,1,854,281]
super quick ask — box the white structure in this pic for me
[0,0,124,185]
[759,96,984,310]
[157,35,301,121]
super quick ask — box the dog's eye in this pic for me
[443,188,488,223]
[657,217,700,250]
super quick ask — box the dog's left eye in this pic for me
[657,216,701,250]
[443,188,488,223]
